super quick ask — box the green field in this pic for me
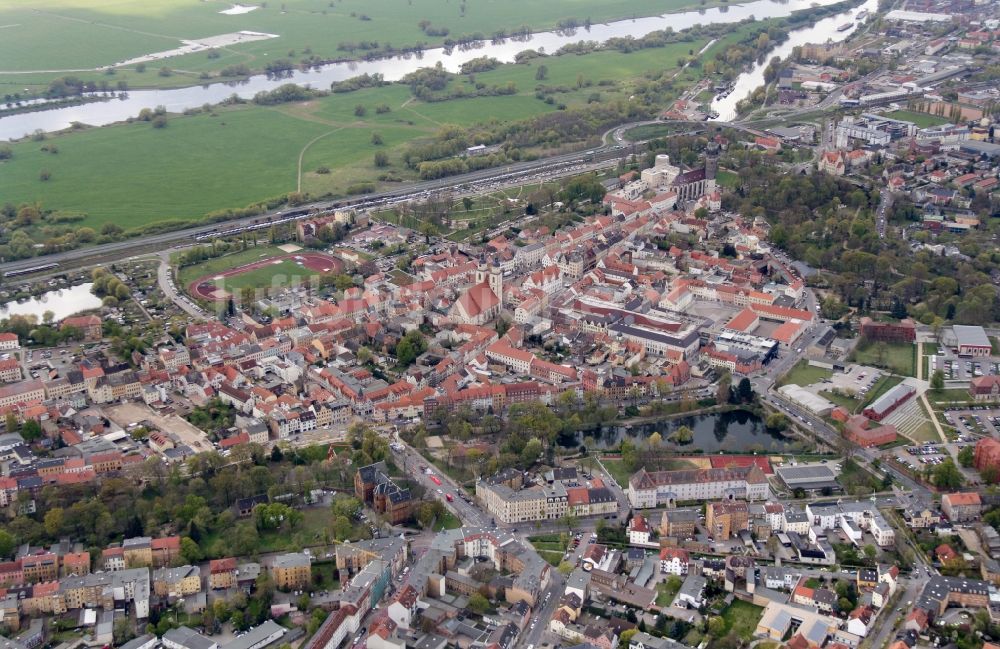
[599,458,633,487]
[884,110,950,129]
[3,106,329,229]
[926,388,975,404]
[716,169,740,189]
[821,389,861,413]
[200,506,365,558]
[778,360,832,388]
[528,534,568,567]
[850,341,916,377]
[0,0,720,94]
[537,550,564,566]
[719,600,763,640]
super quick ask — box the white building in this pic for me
[628,515,651,545]
[628,465,770,508]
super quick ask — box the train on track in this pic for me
[4,263,59,278]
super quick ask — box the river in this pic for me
[560,409,794,453]
[712,0,876,120]
[0,283,103,322]
[1,0,869,140]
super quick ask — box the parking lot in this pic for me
[930,352,1000,381]
[23,343,102,378]
[826,364,884,399]
[942,408,1000,438]
[893,442,952,472]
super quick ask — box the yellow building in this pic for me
[153,566,202,597]
[271,553,311,590]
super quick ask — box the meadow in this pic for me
[0,0,718,94]
[2,37,705,231]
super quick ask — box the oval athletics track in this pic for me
[188,252,345,301]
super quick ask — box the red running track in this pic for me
[188,252,345,301]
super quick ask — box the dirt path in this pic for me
[920,392,947,443]
[403,105,444,127]
[296,125,350,192]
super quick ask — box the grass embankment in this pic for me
[0,0,721,92]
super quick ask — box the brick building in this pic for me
[859,317,916,343]
[975,437,1000,474]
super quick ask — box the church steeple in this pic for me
[489,259,503,309]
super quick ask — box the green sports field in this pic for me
[209,259,312,292]
[0,0,719,94]
[884,110,950,129]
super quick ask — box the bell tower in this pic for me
[489,259,503,308]
[475,254,487,284]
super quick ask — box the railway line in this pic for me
[0,119,719,279]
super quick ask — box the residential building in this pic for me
[941,492,982,522]
[627,515,651,545]
[271,553,311,590]
[209,558,238,590]
[970,376,1000,402]
[61,315,102,341]
[706,501,749,540]
[152,565,202,597]
[354,462,414,525]
[658,548,689,576]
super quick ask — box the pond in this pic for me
[0,283,103,322]
[561,409,794,453]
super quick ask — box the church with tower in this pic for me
[640,140,719,202]
[450,256,503,325]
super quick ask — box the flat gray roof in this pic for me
[775,465,837,487]
[220,621,285,649]
[953,325,991,348]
